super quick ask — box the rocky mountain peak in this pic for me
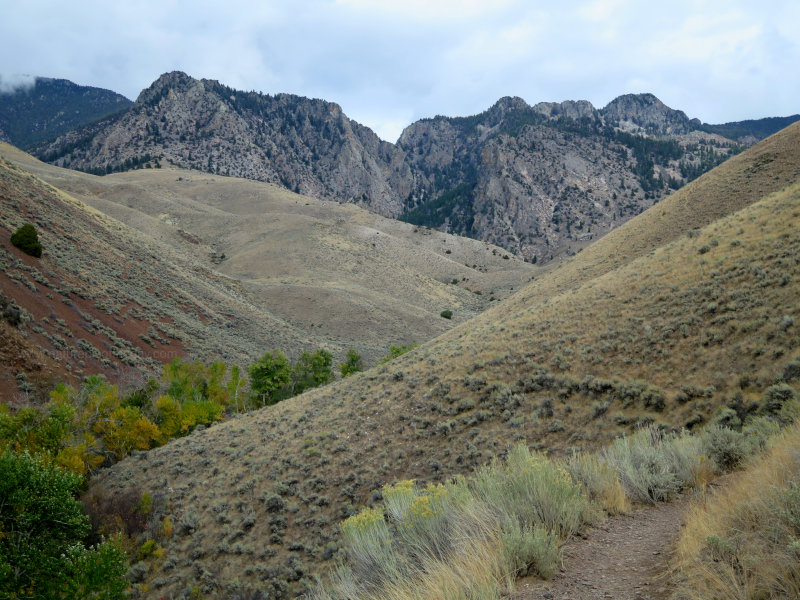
[601,93,692,134]
[135,71,196,102]
[489,96,530,114]
[532,99,598,121]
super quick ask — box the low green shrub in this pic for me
[700,426,750,472]
[10,223,42,257]
[604,427,703,503]
[566,452,630,515]
[470,445,588,538]
[499,520,558,579]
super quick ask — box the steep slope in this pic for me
[35,72,798,263]
[87,125,800,598]
[0,77,132,149]
[0,154,316,401]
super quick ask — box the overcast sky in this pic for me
[1,0,797,142]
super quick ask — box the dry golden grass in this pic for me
[0,152,320,398]
[84,123,800,599]
[0,142,534,364]
[673,422,800,600]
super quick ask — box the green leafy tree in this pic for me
[10,223,43,258]
[248,350,292,406]
[226,365,247,413]
[292,349,334,395]
[0,450,127,598]
[339,348,364,378]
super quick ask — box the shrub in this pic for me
[378,344,418,365]
[339,507,400,592]
[709,406,741,429]
[700,426,750,472]
[440,310,453,319]
[567,452,630,515]
[760,383,797,416]
[470,445,588,538]
[0,450,127,598]
[339,349,363,378]
[604,426,703,503]
[10,223,42,257]
[499,519,558,579]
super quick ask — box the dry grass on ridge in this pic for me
[673,422,800,599]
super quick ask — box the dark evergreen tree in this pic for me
[10,223,42,257]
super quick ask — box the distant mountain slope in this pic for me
[699,115,800,143]
[35,72,798,264]
[88,121,800,599]
[0,77,132,149]
[0,143,532,400]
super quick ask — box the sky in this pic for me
[1,0,798,142]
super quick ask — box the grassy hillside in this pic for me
[0,154,314,401]
[86,123,800,598]
[0,143,534,368]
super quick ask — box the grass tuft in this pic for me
[674,422,800,599]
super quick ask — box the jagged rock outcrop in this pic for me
[600,92,694,134]
[35,72,795,262]
[38,72,410,216]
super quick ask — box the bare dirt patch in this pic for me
[512,500,687,600]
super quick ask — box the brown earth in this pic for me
[512,499,687,600]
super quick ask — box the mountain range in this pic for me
[2,72,800,599]
[20,71,799,262]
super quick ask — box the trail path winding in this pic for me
[510,499,688,600]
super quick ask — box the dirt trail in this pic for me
[511,499,687,600]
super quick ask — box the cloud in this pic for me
[0,73,37,94]
[0,0,797,138]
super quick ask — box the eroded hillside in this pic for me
[0,155,311,400]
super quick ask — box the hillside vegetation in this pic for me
[85,123,800,598]
[0,143,532,390]
[674,421,800,599]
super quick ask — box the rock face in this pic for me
[35,72,796,262]
[600,93,694,134]
[39,72,410,216]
